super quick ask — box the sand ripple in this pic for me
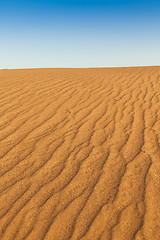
[0,67,160,239]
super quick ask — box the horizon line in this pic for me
[0,65,160,70]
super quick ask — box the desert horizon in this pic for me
[0,66,160,239]
[1,65,160,70]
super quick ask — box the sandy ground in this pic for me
[0,67,160,240]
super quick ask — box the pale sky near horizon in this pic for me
[0,0,160,69]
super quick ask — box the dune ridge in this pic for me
[0,67,160,240]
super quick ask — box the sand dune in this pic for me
[0,67,160,240]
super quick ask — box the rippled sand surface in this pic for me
[0,67,160,240]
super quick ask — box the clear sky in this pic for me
[0,0,160,68]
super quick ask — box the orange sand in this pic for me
[0,67,160,240]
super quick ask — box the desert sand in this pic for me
[0,67,160,240]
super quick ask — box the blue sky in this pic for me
[0,0,160,68]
